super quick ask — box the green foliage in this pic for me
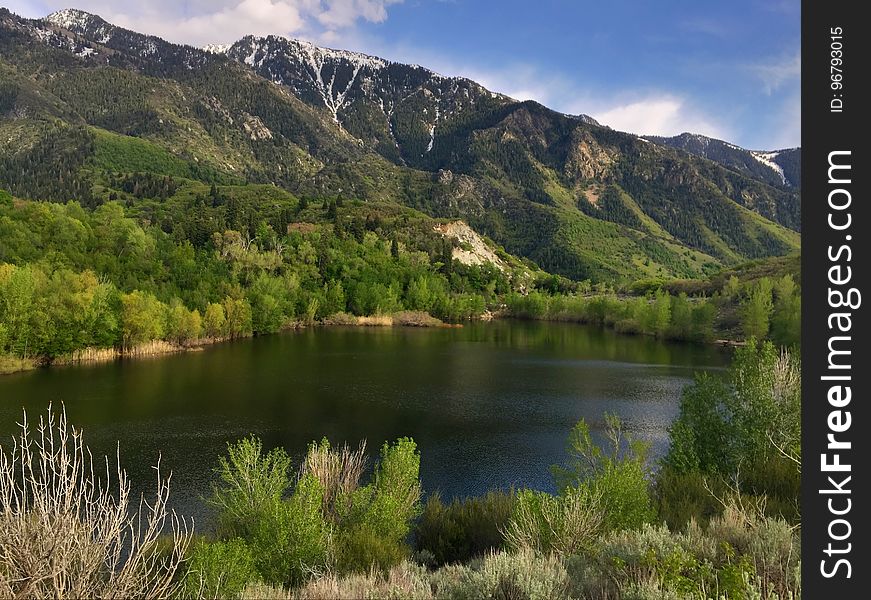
[660,341,801,531]
[414,490,516,566]
[334,524,408,576]
[770,275,800,347]
[203,302,226,338]
[551,415,655,531]
[208,436,292,538]
[663,374,733,474]
[740,278,774,340]
[505,290,718,343]
[503,487,603,556]
[182,538,259,599]
[0,262,119,358]
[0,198,531,362]
[206,435,422,587]
[92,129,234,183]
[120,290,166,348]
[665,340,800,478]
[165,298,202,344]
[430,549,572,600]
[249,475,331,586]
[575,509,800,600]
[339,438,421,568]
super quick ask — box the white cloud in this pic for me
[747,52,800,95]
[589,95,732,140]
[10,0,404,45]
[365,51,734,141]
[315,0,402,29]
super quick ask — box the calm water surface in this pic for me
[0,321,729,526]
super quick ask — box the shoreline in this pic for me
[0,312,745,377]
[0,311,458,376]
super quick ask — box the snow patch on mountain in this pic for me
[45,8,94,30]
[292,38,389,72]
[426,105,440,153]
[45,8,113,44]
[203,44,229,55]
[750,151,787,185]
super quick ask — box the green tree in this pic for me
[248,274,287,334]
[668,293,692,339]
[208,436,292,537]
[165,298,202,344]
[740,278,774,340]
[771,275,800,347]
[665,340,800,474]
[222,296,253,339]
[120,291,166,348]
[203,302,226,338]
[0,264,36,356]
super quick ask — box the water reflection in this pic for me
[0,321,729,525]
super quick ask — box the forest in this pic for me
[0,187,799,374]
[0,180,800,375]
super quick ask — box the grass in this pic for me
[0,354,35,375]
[91,128,238,184]
[325,311,446,328]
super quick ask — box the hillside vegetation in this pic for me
[1,7,799,283]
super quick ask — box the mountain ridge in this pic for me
[645,132,800,189]
[0,6,800,283]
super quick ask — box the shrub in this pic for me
[353,438,422,544]
[0,406,190,598]
[666,341,801,475]
[323,312,358,326]
[429,549,571,600]
[503,487,603,556]
[552,415,655,531]
[208,436,293,538]
[289,561,433,600]
[300,438,367,522]
[208,435,423,587]
[580,500,800,600]
[334,524,408,575]
[249,475,331,586]
[414,490,515,566]
[182,538,259,599]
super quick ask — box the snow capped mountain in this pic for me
[45,7,98,30]
[45,7,114,44]
[0,6,801,280]
[25,8,575,168]
[646,133,800,189]
[221,34,509,165]
[573,114,602,126]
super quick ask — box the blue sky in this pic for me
[6,0,800,149]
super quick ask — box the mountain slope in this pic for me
[0,7,799,283]
[646,132,801,189]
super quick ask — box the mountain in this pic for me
[0,7,799,283]
[646,133,801,189]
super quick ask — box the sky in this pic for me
[5,0,800,150]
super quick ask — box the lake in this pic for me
[0,321,729,526]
